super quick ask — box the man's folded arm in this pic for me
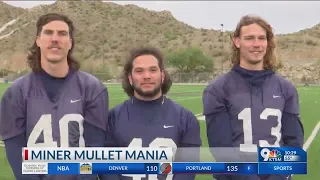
[1,89,41,180]
[281,85,304,148]
[203,88,237,180]
[98,108,121,180]
[172,111,201,180]
[77,87,109,180]
[267,87,304,180]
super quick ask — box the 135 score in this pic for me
[227,165,238,172]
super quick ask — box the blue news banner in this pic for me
[44,147,306,175]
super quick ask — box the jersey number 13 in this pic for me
[238,108,282,152]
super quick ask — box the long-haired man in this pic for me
[101,46,201,180]
[0,13,108,180]
[203,15,304,180]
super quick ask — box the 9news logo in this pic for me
[260,148,282,162]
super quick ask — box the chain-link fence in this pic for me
[168,72,216,83]
[0,70,28,83]
[91,71,320,86]
[90,72,217,84]
[1,70,320,86]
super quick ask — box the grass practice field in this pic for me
[0,83,319,179]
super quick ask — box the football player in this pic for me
[202,15,304,180]
[0,13,108,180]
[100,46,201,180]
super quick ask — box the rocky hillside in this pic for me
[0,1,320,83]
[0,2,26,25]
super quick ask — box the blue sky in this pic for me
[3,1,320,34]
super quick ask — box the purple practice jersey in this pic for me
[102,96,201,180]
[203,69,302,153]
[0,70,109,180]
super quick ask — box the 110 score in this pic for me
[144,163,172,174]
[144,163,159,174]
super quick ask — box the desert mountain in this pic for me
[0,2,26,25]
[0,1,320,83]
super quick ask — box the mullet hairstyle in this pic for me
[230,14,277,70]
[121,46,172,97]
[27,13,80,72]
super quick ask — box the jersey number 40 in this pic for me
[27,114,84,147]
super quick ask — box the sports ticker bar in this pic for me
[22,162,307,175]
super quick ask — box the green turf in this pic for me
[0,83,319,179]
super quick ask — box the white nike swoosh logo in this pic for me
[71,99,81,103]
[163,125,174,128]
[273,95,281,98]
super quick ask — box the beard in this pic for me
[132,81,162,98]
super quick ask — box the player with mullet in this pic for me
[100,46,201,180]
[203,15,304,180]
[0,13,108,180]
